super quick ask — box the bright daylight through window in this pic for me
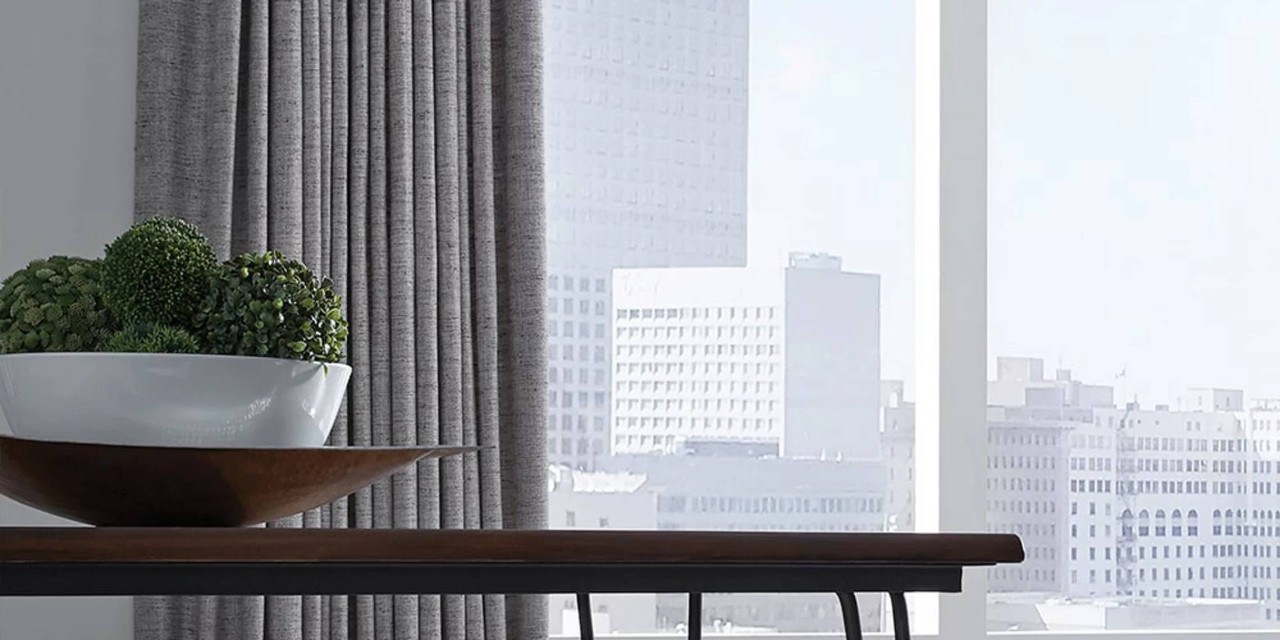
[989,0,1280,633]
[543,0,1280,636]
[543,0,911,635]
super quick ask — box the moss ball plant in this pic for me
[196,251,348,363]
[0,256,117,353]
[102,217,217,328]
[103,323,201,354]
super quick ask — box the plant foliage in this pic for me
[103,323,201,354]
[0,256,117,353]
[197,251,348,363]
[102,217,217,328]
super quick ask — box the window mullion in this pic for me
[914,0,988,637]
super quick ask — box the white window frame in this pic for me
[913,0,986,637]
[548,2,1272,638]
[920,2,1277,640]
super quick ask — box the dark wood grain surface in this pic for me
[0,528,1024,566]
[0,434,478,527]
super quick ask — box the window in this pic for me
[991,0,1280,632]
[543,0,912,635]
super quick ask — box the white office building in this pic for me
[610,253,880,459]
[880,380,915,533]
[544,0,749,469]
[884,357,1280,627]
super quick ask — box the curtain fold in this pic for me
[133,0,547,638]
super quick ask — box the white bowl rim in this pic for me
[0,352,352,371]
[0,433,440,453]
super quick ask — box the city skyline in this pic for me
[749,1,1280,405]
[885,356,1280,628]
[538,0,1280,633]
[546,0,1280,421]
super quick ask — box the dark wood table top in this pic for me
[0,528,1024,566]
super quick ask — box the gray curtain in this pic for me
[132,1,547,639]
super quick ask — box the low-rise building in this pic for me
[886,356,1280,625]
[547,454,887,634]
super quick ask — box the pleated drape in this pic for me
[132,1,547,638]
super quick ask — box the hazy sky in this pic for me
[746,0,915,386]
[749,0,1280,405]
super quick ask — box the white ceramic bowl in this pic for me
[0,353,351,447]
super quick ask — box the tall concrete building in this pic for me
[610,253,881,459]
[543,0,749,469]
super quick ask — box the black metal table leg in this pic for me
[835,592,864,640]
[688,592,702,640]
[889,592,910,640]
[577,593,594,640]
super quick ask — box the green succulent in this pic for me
[0,256,118,353]
[196,251,348,363]
[102,216,217,328]
[103,323,201,354]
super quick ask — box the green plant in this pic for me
[0,256,117,353]
[103,323,201,354]
[196,251,348,363]
[102,216,217,328]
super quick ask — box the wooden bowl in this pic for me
[0,434,476,526]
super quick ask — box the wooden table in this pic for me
[0,528,1023,640]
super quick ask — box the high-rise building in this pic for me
[610,254,881,459]
[543,0,749,469]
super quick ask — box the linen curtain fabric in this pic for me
[132,1,547,639]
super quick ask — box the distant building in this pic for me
[610,253,880,459]
[1183,387,1245,412]
[546,464,656,530]
[609,453,887,533]
[545,465,659,636]
[988,356,1113,410]
[543,0,750,470]
[986,403,1073,594]
[885,356,1280,625]
[880,380,915,533]
[547,454,886,634]
[989,593,1265,631]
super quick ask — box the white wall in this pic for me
[0,0,138,638]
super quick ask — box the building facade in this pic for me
[610,254,880,459]
[880,380,915,533]
[547,455,887,634]
[986,404,1072,595]
[544,0,749,469]
[885,357,1280,627]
